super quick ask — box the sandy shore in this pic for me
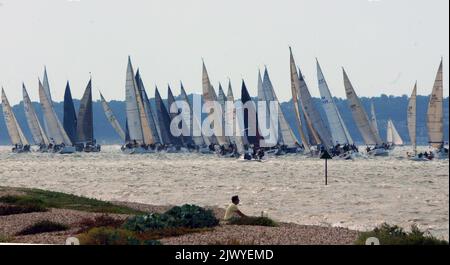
[0,187,358,245]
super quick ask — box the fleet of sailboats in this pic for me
[0,52,448,160]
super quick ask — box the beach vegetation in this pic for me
[16,220,69,236]
[0,188,142,214]
[0,204,47,216]
[76,215,125,233]
[124,204,219,232]
[78,227,162,245]
[355,223,449,245]
[227,216,278,227]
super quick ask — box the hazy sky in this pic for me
[0,0,448,104]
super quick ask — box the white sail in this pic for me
[317,59,352,145]
[427,59,444,148]
[202,61,225,145]
[180,82,205,146]
[407,83,417,153]
[125,57,144,144]
[217,83,230,145]
[100,93,126,141]
[343,68,383,145]
[22,84,49,145]
[258,70,278,147]
[370,102,379,137]
[2,88,29,146]
[289,47,311,153]
[263,67,299,147]
[387,119,403,145]
[41,67,52,136]
[38,80,72,145]
[133,72,154,145]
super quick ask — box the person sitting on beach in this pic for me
[224,195,247,221]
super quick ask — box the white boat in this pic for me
[386,119,404,150]
[367,148,389,157]
[58,146,76,154]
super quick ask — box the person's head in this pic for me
[231,195,240,205]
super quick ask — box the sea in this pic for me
[0,145,448,240]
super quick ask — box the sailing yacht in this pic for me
[261,67,301,155]
[386,119,403,148]
[2,88,30,153]
[75,79,100,152]
[316,59,357,159]
[121,57,156,154]
[22,83,49,152]
[426,59,448,159]
[38,69,75,154]
[342,68,388,156]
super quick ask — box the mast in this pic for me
[167,85,183,146]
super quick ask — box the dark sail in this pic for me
[63,81,77,143]
[76,79,94,145]
[155,87,178,145]
[135,70,161,144]
[241,80,261,148]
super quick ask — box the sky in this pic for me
[0,0,448,104]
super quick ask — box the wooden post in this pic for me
[320,150,331,186]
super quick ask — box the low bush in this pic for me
[227,216,278,227]
[355,223,449,245]
[16,220,69,236]
[123,204,219,232]
[165,204,219,228]
[77,215,124,233]
[0,204,47,216]
[78,227,161,245]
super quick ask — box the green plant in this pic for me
[16,220,69,236]
[123,205,219,232]
[165,204,219,228]
[0,204,47,216]
[355,223,449,245]
[78,227,162,245]
[227,216,278,227]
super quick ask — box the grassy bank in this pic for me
[0,186,143,215]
